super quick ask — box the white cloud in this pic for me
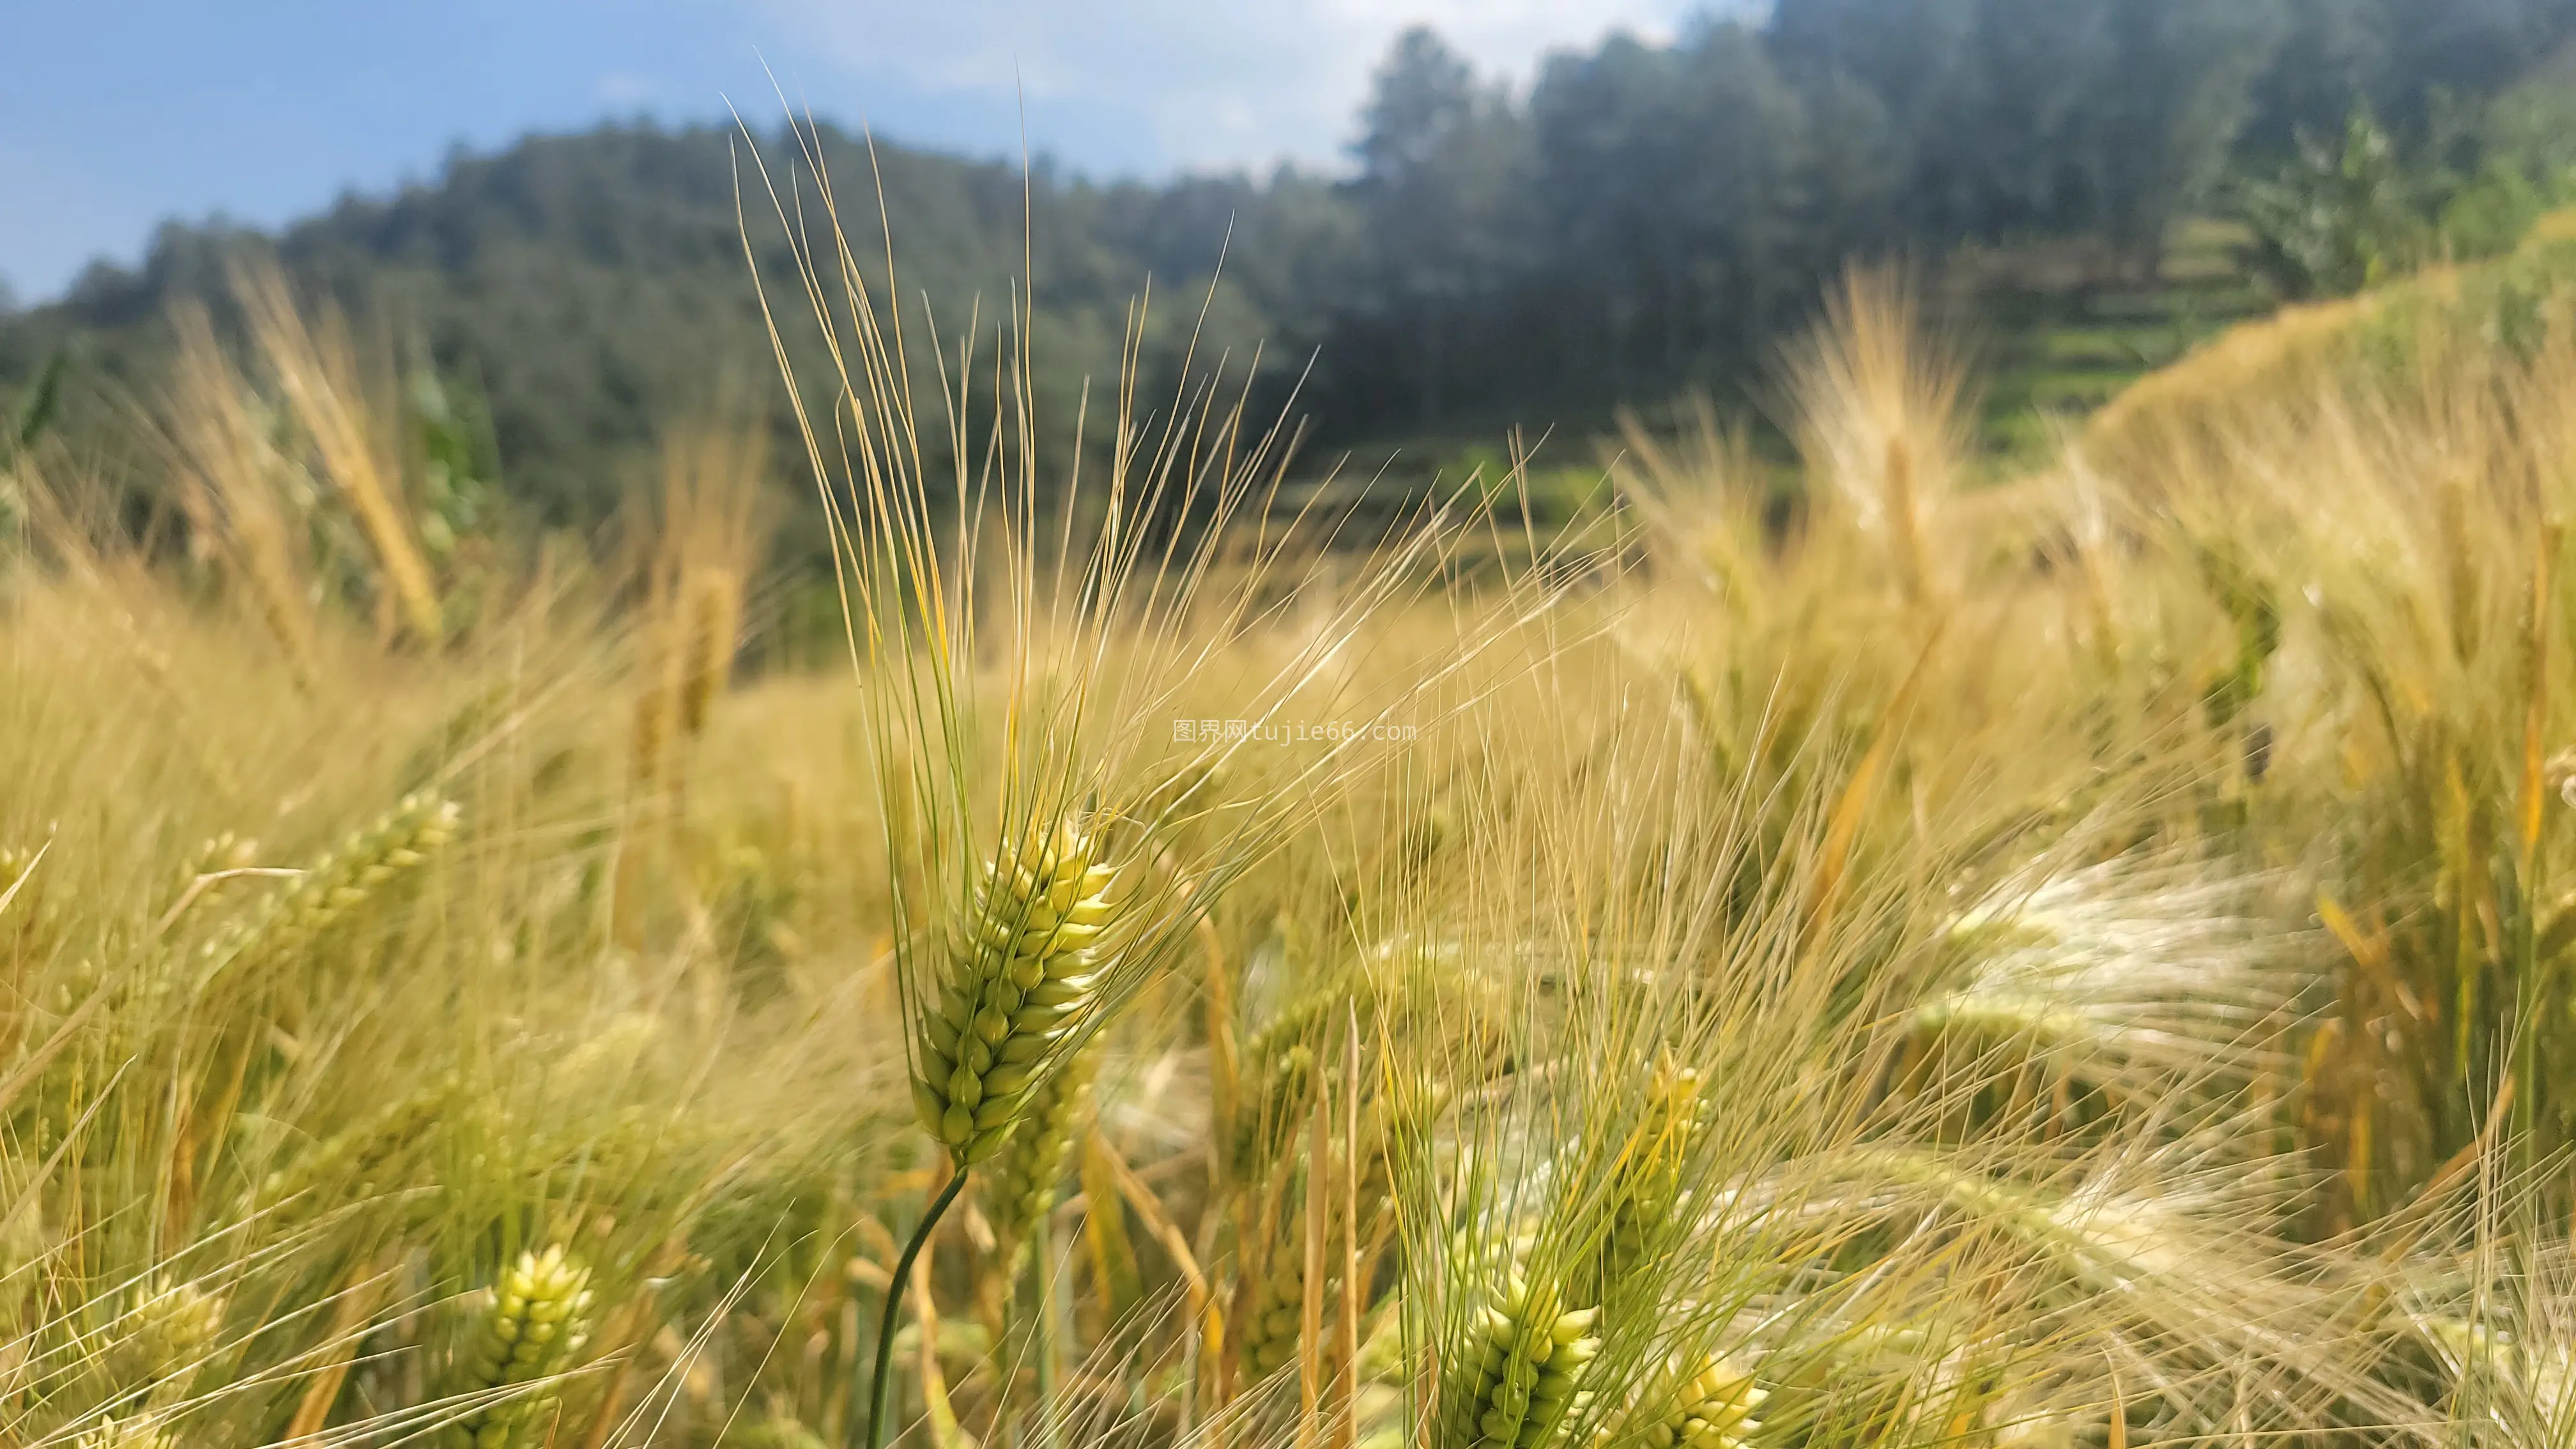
[754,0,1695,174]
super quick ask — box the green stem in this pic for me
[1036,1204,1062,1449]
[870,1166,969,1449]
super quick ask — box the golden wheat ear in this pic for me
[1784,263,1974,615]
[192,792,461,991]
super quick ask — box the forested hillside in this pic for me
[8,0,2576,528]
[0,128,1293,529]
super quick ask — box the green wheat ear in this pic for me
[440,1246,594,1449]
[198,792,461,986]
[1238,1229,1311,1382]
[1594,1056,1705,1302]
[1606,1354,1765,1449]
[911,818,1119,1165]
[112,1278,226,1409]
[979,1033,1101,1268]
[1441,1268,1601,1449]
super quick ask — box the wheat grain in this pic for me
[981,1035,1101,1268]
[1438,1267,1600,1449]
[1600,1354,1763,1449]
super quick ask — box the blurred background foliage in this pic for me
[10,0,2576,552]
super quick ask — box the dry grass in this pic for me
[3,204,2575,1449]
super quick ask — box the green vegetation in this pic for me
[1961,220,2274,461]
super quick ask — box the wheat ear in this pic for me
[109,1278,226,1412]
[440,1246,595,1449]
[197,793,459,986]
[1440,1268,1602,1449]
[1602,1354,1765,1449]
[1590,1057,1704,1305]
[910,818,1119,1165]
[980,1034,1101,1271]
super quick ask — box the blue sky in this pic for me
[0,1,1708,305]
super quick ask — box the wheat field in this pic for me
[5,173,2576,1449]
